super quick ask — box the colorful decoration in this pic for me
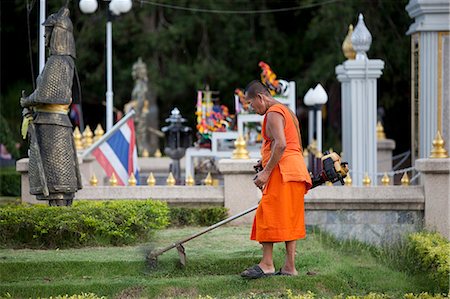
[195,86,234,148]
[234,88,249,113]
[259,61,280,96]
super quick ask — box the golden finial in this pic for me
[128,173,137,186]
[430,131,449,158]
[303,148,309,158]
[94,124,104,142]
[308,139,318,155]
[154,149,162,158]
[328,148,334,153]
[232,135,249,159]
[142,149,150,157]
[82,125,94,148]
[344,172,352,186]
[204,172,213,186]
[342,24,356,60]
[362,173,371,186]
[147,172,156,186]
[377,121,386,140]
[185,174,195,186]
[401,172,410,186]
[109,173,118,186]
[166,172,176,186]
[381,173,390,186]
[89,173,98,186]
[73,127,84,150]
[325,181,333,186]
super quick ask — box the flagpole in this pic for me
[80,110,136,159]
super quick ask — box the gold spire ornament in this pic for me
[185,175,195,186]
[73,127,83,150]
[376,121,386,140]
[147,172,156,186]
[89,173,98,186]
[342,24,356,60]
[381,173,390,186]
[93,124,104,142]
[128,173,137,186]
[430,131,449,158]
[303,148,309,158]
[325,181,333,186]
[232,135,249,159]
[166,172,176,186]
[82,125,94,148]
[344,172,352,186]
[109,173,118,186]
[401,173,410,186]
[204,172,213,186]
[362,173,371,186]
[142,149,150,157]
[154,149,162,158]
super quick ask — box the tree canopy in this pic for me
[1,0,412,157]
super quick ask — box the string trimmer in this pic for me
[147,151,348,267]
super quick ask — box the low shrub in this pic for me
[408,232,450,291]
[0,200,170,248]
[169,207,228,226]
[0,167,21,197]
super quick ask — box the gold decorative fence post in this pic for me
[109,173,118,186]
[232,135,249,159]
[430,131,448,158]
[166,172,176,186]
[344,173,352,186]
[204,172,213,186]
[94,124,104,142]
[401,173,410,186]
[381,173,390,186]
[82,125,94,148]
[362,173,371,186]
[89,173,98,186]
[128,173,137,186]
[73,127,83,150]
[147,172,156,186]
[185,175,195,186]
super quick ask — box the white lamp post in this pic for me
[303,84,328,153]
[79,0,132,131]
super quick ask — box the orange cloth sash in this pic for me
[251,104,311,242]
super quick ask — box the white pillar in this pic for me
[106,20,114,131]
[308,110,314,145]
[39,0,46,74]
[336,60,384,186]
[316,108,322,153]
[406,0,450,159]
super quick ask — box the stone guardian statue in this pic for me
[125,57,160,156]
[20,7,82,206]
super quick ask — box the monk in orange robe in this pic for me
[241,80,312,279]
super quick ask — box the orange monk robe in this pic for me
[251,104,312,243]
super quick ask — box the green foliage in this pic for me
[169,207,228,226]
[408,232,450,290]
[0,167,21,197]
[0,114,19,159]
[0,200,169,248]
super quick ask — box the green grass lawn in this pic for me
[0,226,441,298]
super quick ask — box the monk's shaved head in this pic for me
[245,80,271,100]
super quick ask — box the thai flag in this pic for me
[92,117,139,185]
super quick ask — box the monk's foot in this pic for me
[276,266,298,276]
[258,262,275,274]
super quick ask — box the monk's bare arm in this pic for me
[253,112,286,188]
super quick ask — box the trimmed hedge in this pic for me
[0,200,170,248]
[169,207,228,226]
[408,232,450,291]
[0,167,21,197]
